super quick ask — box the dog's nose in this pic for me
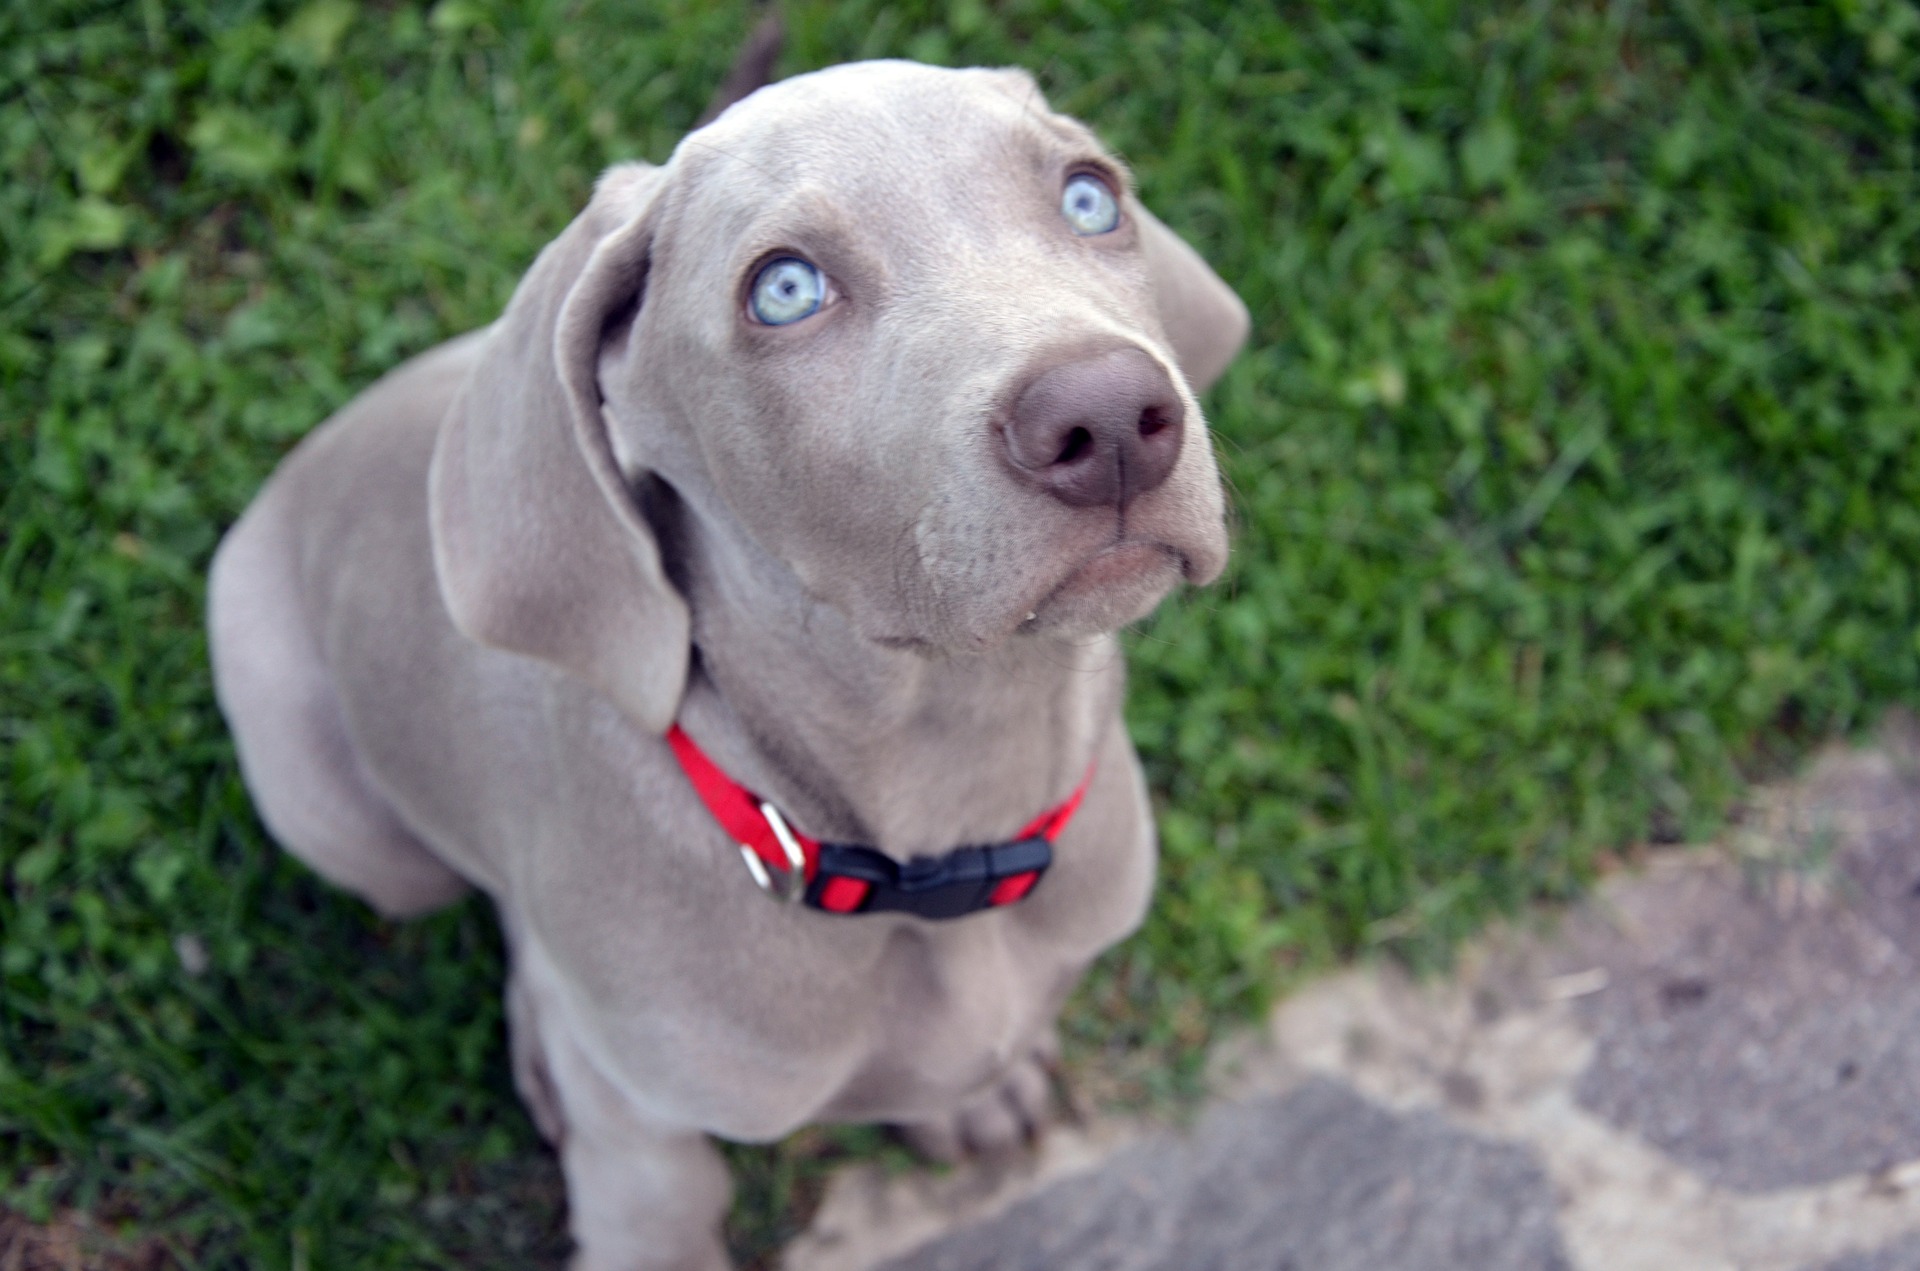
[1002,347,1185,508]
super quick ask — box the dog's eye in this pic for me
[1061,174,1119,236]
[749,256,826,325]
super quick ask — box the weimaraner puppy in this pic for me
[208,60,1246,1270]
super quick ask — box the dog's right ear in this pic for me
[429,163,692,735]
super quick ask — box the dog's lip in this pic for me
[1017,540,1183,629]
[867,540,1189,652]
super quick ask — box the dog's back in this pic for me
[209,333,484,916]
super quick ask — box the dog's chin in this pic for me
[866,544,1187,655]
[1018,542,1185,640]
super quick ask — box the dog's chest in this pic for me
[836,920,1065,1112]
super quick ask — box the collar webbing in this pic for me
[665,724,1090,918]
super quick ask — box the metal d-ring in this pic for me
[744,800,807,903]
[737,845,775,893]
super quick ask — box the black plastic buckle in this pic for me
[806,836,1053,920]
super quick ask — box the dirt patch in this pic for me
[0,1208,178,1271]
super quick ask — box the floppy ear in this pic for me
[1128,200,1250,396]
[429,163,691,734]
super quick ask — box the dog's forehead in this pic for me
[672,61,1115,211]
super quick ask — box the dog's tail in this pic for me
[697,10,785,126]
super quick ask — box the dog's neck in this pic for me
[659,485,1124,859]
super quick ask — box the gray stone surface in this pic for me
[1834,738,1920,962]
[876,1077,1569,1271]
[1568,748,1920,1191]
[1812,1232,1920,1271]
[790,736,1920,1271]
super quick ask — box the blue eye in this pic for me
[1061,173,1119,236]
[749,256,825,325]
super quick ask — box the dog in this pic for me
[208,58,1246,1270]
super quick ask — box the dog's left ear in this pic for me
[1128,200,1250,396]
[429,164,691,734]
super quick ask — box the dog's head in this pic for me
[430,61,1246,732]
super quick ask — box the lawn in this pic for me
[3,0,1917,1265]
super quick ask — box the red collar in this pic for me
[666,724,1091,918]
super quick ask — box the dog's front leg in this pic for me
[507,933,733,1271]
[559,1101,732,1271]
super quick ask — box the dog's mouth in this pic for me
[867,542,1187,653]
[1016,540,1186,638]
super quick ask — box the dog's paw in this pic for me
[897,1038,1058,1163]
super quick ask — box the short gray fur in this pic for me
[204,59,1250,1271]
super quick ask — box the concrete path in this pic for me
[782,721,1920,1271]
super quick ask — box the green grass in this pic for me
[4,0,1918,1264]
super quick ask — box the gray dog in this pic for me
[208,60,1245,1270]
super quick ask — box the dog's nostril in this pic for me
[1055,426,1094,466]
[1004,346,1183,507]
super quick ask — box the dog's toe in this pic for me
[959,1091,1026,1157]
[899,1046,1058,1163]
[1001,1048,1052,1125]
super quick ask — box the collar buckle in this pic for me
[812,836,1053,920]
